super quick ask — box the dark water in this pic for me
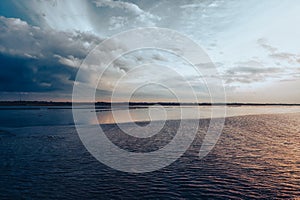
[0,108,299,199]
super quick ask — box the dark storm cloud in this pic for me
[0,53,76,92]
[0,16,103,93]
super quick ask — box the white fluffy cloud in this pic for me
[0,16,102,60]
[93,0,160,27]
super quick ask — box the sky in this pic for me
[0,0,299,103]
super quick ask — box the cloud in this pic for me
[180,1,220,9]
[270,53,299,64]
[109,16,128,30]
[94,0,146,15]
[93,0,160,26]
[0,16,102,94]
[257,38,300,64]
[0,53,76,93]
[54,55,82,68]
[0,16,102,59]
[224,60,282,84]
[257,38,277,53]
[1,0,299,103]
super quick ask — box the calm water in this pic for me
[0,105,299,127]
[0,106,299,199]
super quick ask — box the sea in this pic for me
[0,106,299,199]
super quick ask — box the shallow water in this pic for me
[0,108,299,199]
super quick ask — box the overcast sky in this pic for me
[0,0,299,103]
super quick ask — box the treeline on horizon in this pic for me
[0,101,299,106]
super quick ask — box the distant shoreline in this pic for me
[0,101,299,107]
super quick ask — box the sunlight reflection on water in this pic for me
[95,106,300,124]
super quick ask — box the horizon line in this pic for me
[0,100,300,106]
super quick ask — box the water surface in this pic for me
[0,105,299,127]
[0,107,299,199]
